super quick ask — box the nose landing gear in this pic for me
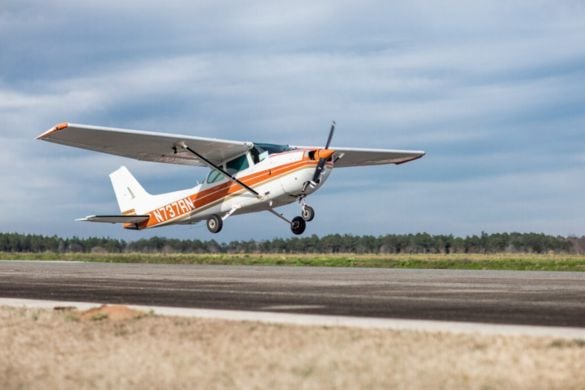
[301,205,315,222]
[267,209,308,235]
[266,197,315,235]
[299,196,315,222]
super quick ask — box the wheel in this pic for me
[301,205,315,222]
[206,215,223,233]
[290,216,306,235]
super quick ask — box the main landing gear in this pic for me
[267,198,316,235]
[206,215,223,233]
[290,216,306,235]
[206,201,316,235]
[206,206,241,234]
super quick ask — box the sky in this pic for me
[1,0,585,241]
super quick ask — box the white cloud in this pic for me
[1,1,585,238]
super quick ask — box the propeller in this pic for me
[306,121,336,190]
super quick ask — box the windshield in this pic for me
[251,143,293,163]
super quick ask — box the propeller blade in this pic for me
[312,158,326,183]
[304,121,337,192]
[325,121,336,150]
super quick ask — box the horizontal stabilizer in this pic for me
[76,215,150,224]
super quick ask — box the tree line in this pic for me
[1,232,583,254]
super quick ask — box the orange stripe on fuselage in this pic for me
[136,157,320,229]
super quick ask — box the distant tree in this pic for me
[0,232,580,254]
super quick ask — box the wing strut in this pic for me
[177,142,262,198]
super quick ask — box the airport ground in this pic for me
[1,260,584,389]
[1,305,584,389]
[2,261,585,326]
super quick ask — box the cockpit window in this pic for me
[251,143,293,163]
[206,153,250,184]
[226,154,249,175]
[206,169,225,184]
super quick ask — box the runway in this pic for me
[0,261,584,327]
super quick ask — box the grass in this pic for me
[1,252,585,271]
[90,312,109,321]
[1,305,584,389]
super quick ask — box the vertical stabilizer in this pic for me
[109,166,151,214]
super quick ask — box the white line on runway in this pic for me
[1,297,584,340]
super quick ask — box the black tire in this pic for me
[290,216,306,235]
[301,205,315,222]
[207,215,223,233]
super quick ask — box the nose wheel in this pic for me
[298,196,315,222]
[301,205,315,222]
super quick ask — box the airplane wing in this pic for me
[37,123,252,166]
[76,215,150,224]
[293,146,425,167]
[332,147,425,167]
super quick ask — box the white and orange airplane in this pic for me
[37,122,424,235]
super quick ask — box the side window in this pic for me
[206,153,251,185]
[207,169,225,184]
[251,148,268,163]
[226,154,249,175]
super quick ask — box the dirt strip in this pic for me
[1,305,584,389]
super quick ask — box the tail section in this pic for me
[109,166,151,214]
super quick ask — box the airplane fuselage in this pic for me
[125,149,332,230]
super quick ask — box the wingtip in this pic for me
[396,151,426,165]
[36,122,69,140]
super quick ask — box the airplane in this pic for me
[37,122,424,235]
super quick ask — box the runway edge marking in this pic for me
[1,298,585,340]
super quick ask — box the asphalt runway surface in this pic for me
[0,261,584,327]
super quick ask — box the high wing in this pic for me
[333,147,425,167]
[294,146,425,167]
[37,123,252,166]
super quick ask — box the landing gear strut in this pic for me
[206,215,223,233]
[267,209,307,235]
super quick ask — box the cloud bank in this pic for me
[1,1,584,240]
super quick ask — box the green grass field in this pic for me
[1,252,585,271]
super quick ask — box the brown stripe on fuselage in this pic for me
[137,157,322,229]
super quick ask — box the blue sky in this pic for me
[1,1,585,241]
